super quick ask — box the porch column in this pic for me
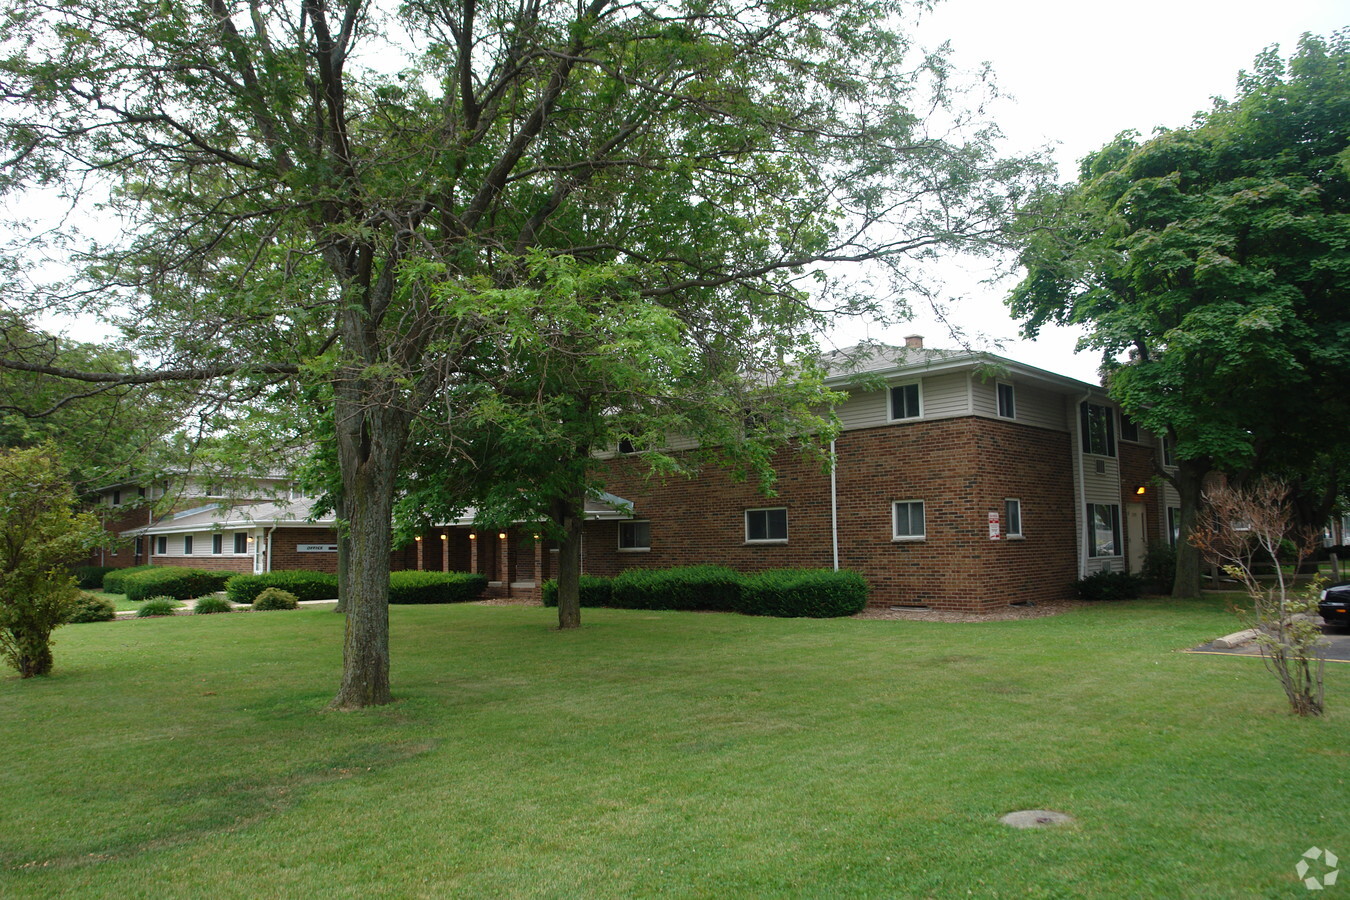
[440,531,450,572]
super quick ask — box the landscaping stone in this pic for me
[999,810,1075,829]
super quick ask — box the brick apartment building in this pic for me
[100,339,1182,612]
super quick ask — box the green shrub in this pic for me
[102,565,158,595]
[66,592,116,623]
[225,570,339,604]
[123,568,232,602]
[610,565,742,611]
[136,598,180,617]
[1141,542,1176,593]
[738,569,869,618]
[73,566,116,589]
[1073,570,1144,602]
[193,596,232,615]
[252,588,299,611]
[541,575,613,608]
[387,570,488,604]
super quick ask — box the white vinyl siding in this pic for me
[919,373,968,419]
[835,389,890,430]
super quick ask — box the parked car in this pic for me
[1320,583,1350,629]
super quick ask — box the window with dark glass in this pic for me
[997,382,1016,418]
[746,508,788,542]
[1119,414,1140,443]
[1087,504,1121,557]
[1168,508,1180,547]
[618,521,651,550]
[1004,499,1022,538]
[889,383,921,420]
[155,536,167,555]
[893,501,925,540]
[1080,403,1116,457]
[212,533,224,554]
[234,532,248,554]
[183,535,194,555]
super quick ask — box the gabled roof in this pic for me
[821,341,1103,396]
[123,497,333,536]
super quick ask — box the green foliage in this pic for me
[102,565,159,595]
[0,447,103,676]
[225,571,339,605]
[541,576,613,609]
[737,569,869,618]
[136,598,180,617]
[610,565,742,612]
[73,566,116,589]
[252,589,299,611]
[1142,543,1178,593]
[1073,570,1145,602]
[192,596,232,615]
[124,569,232,603]
[66,592,116,623]
[388,571,488,605]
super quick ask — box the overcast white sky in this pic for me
[834,0,1347,383]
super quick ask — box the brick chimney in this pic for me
[904,334,924,349]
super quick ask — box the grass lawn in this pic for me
[2,597,1346,898]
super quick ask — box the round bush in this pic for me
[193,596,232,615]
[137,598,180,617]
[66,592,116,623]
[252,588,299,611]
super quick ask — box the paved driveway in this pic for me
[1187,628,1350,662]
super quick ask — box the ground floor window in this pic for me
[1168,507,1181,547]
[893,500,925,541]
[746,508,788,542]
[183,535,194,555]
[234,532,249,554]
[134,536,144,557]
[618,520,651,551]
[155,536,167,555]
[1088,503,1121,557]
[212,533,224,554]
[1004,499,1023,538]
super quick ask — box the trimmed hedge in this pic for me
[738,569,869,618]
[102,565,158,595]
[1073,569,1144,602]
[124,568,232,603]
[610,565,741,611]
[73,566,116,589]
[541,575,614,608]
[226,570,339,605]
[66,592,116,623]
[388,571,488,604]
[252,588,299,611]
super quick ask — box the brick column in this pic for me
[415,535,425,571]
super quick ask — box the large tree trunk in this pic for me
[553,490,585,629]
[330,397,408,709]
[1172,459,1208,598]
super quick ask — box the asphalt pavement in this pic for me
[1187,628,1350,662]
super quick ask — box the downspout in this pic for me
[265,526,275,574]
[830,439,839,571]
[1074,390,1091,579]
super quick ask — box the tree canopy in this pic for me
[0,0,1046,704]
[1008,31,1350,595]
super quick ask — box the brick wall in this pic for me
[590,416,1079,612]
[1119,441,1162,553]
[269,527,341,573]
[151,555,254,574]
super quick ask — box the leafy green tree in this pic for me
[0,0,1045,705]
[1008,32,1350,596]
[0,447,104,677]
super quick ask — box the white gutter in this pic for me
[1074,389,1091,579]
[265,526,275,574]
[830,439,839,571]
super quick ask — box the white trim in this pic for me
[887,381,923,421]
[996,381,1016,419]
[617,520,651,552]
[745,507,789,543]
[1004,498,1023,538]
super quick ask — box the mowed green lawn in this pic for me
[2,598,1346,898]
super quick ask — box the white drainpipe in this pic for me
[830,439,840,571]
[265,526,275,573]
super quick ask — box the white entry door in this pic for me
[1126,505,1146,574]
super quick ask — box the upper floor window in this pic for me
[204,483,227,499]
[893,500,926,541]
[746,508,788,543]
[1161,437,1176,468]
[617,438,638,454]
[111,490,122,506]
[1080,403,1116,457]
[996,382,1016,419]
[889,383,921,420]
[618,520,651,551]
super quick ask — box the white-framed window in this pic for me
[889,382,922,420]
[1161,437,1176,468]
[618,520,651,551]
[996,382,1016,419]
[212,533,224,554]
[234,532,249,554]
[1080,402,1116,457]
[204,483,227,499]
[745,508,788,542]
[155,536,167,555]
[893,500,926,541]
[111,489,122,507]
[1167,507,1181,547]
[1004,499,1023,538]
[1087,503,1121,557]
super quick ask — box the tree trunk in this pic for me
[553,490,585,630]
[1172,459,1208,598]
[13,626,54,677]
[330,397,408,709]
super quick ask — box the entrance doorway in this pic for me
[1126,504,1146,574]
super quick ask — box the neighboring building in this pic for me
[99,338,1184,612]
